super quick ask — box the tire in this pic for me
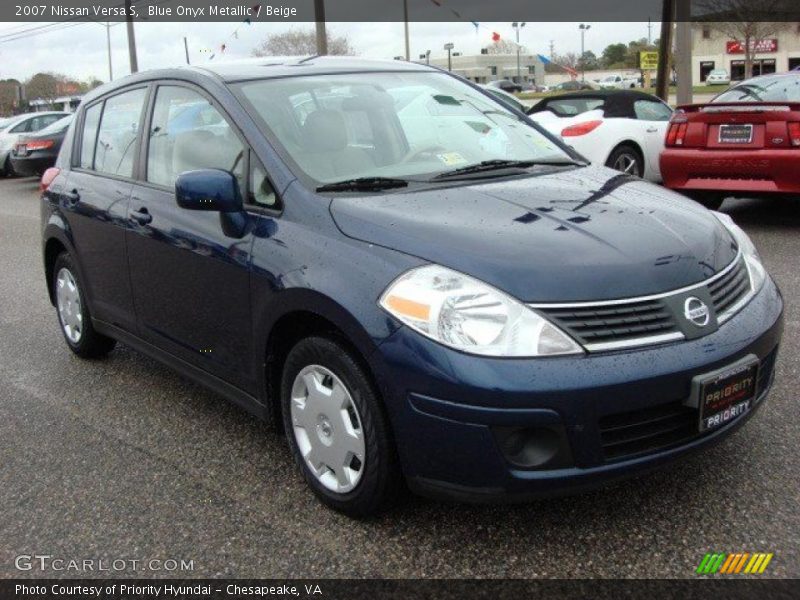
[684,191,725,211]
[281,335,401,517]
[2,156,15,178]
[52,252,116,358]
[605,144,643,178]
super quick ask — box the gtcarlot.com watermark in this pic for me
[15,554,194,573]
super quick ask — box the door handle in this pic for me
[646,127,658,133]
[64,189,80,207]
[129,207,152,226]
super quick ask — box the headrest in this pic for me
[301,110,347,152]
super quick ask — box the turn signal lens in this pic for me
[561,120,603,137]
[40,167,60,193]
[788,122,800,146]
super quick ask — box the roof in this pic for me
[537,89,658,102]
[81,56,439,106]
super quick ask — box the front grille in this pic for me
[534,252,754,352]
[539,300,677,347]
[709,258,751,320]
[599,401,697,461]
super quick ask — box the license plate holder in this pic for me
[693,355,759,433]
[16,145,26,156]
[719,123,753,144]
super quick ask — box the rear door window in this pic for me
[94,88,147,178]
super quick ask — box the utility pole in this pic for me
[512,22,525,83]
[647,18,653,45]
[124,0,138,73]
[579,24,590,82]
[314,0,328,55]
[184,37,190,65]
[549,40,555,60]
[675,0,692,105]
[105,22,113,81]
[403,0,410,61]
[656,0,675,101]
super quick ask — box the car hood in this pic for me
[329,166,738,302]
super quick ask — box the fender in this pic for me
[41,215,91,307]
[252,287,402,411]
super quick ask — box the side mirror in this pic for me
[175,169,242,213]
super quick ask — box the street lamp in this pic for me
[444,42,454,71]
[579,23,591,82]
[512,22,526,84]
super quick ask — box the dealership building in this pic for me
[692,23,800,83]
[427,52,545,85]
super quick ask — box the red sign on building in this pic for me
[726,39,778,54]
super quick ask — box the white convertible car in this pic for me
[527,90,673,182]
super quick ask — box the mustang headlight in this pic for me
[379,265,583,357]
[713,212,766,293]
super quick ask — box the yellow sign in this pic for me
[639,51,659,70]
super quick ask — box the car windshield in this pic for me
[714,74,800,103]
[235,71,570,184]
[36,114,73,136]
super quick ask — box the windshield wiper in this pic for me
[431,158,583,181]
[316,177,409,193]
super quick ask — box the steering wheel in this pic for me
[401,145,448,164]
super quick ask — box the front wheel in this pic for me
[605,144,643,178]
[684,191,725,211]
[281,336,401,517]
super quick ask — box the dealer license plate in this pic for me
[695,358,759,432]
[719,124,753,144]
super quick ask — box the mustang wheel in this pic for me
[53,252,116,358]
[281,336,400,516]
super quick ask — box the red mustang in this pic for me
[660,72,800,209]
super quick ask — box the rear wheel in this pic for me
[2,156,15,178]
[685,191,725,211]
[605,144,643,178]
[53,252,116,358]
[281,336,401,517]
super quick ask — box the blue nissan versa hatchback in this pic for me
[41,58,783,516]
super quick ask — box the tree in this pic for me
[695,0,791,79]
[578,50,599,71]
[252,29,355,57]
[0,79,21,115]
[485,39,521,55]
[77,77,104,94]
[24,73,60,102]
[601,43,628,68]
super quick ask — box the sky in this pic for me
[0,21,656,83]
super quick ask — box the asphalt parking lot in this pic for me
[0,176,798,579]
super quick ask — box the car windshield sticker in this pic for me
[436,152,468,166]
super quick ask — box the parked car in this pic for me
[0,111,70,176]
[487,79,522,94]
[10,115,74,177]
[661,71,800,209]
[705,69,731,86]
[598,74,639,90]
[480,85,527,113]
[552,80,599,92]
[41,58,782,516]
[528,89,673,181]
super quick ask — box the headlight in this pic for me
[713,212,766,293]
[379,265,583,357]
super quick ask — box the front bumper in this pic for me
[373,277,783,501]
[660,148,800,194]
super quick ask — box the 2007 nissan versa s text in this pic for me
[40,58,783,516]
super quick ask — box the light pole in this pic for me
[444,42,454,71]
[579,23,591,82]
[512,22,525,83]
